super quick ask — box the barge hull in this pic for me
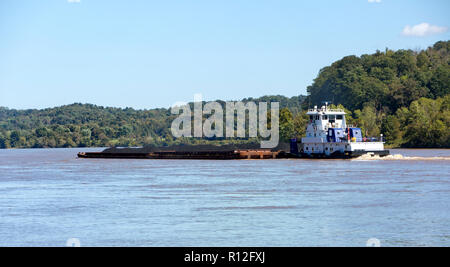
[299,150,390,159]
[78,150,286,160]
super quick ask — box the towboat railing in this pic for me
[308,108,345,113]
[357,137,384,142]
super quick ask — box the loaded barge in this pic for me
[77,150,288,160]
[78,104,389,160]
[77,144,292,160]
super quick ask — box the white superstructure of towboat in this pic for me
[290,104,389,158]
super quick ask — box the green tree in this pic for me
[429,65,450,98]
[381,115,403,147]
[279,108,294,141]
[402,97,449,147]
[0,133,9,148]
[292,111,308,139]
[10,131,21,147]
[354,104,380,137]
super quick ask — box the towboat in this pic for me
[290,104,389,159]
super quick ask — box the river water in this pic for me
[0,148,449,247]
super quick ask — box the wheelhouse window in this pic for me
[337,115,343,120]
[329,115,336,122]
[323,115,328,120]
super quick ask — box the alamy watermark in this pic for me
[170,94,279,148]
[366,238,381,247]
[66,238,81,247]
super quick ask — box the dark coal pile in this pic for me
[102,142,290,153]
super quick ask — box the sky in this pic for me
[0,0,449,110]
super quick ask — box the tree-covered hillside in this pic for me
[303,40,449,148]
[0,41,448,149]
[307,41,449,112]
[0,95,306,148]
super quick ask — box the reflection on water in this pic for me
[0,148,449,247]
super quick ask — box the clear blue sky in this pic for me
[0,0,449,109]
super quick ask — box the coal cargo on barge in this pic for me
[77,143,293,160]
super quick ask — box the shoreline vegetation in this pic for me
[1,41,449,149]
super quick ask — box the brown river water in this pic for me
[0,148,449,246]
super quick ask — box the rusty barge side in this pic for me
[78,150,291,160]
